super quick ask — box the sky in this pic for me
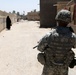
[0,0,39,15]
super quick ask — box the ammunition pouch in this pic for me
[69,57,76,68]
[37,53,46,65]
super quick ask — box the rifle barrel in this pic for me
[33,45,38,49]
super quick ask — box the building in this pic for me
[40,0,71,28]
[55,0,76,25]
[40,0,57,28]
[67,0,76,25]
[26,10,40,21]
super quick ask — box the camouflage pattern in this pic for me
[55,9,71,23]
[37,26,76,75]
[42,65,68,75]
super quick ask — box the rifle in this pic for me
[33,45,38,49]
[33,41,40,49]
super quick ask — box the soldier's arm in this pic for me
[37,33,50,52]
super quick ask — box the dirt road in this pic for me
[0,20,75,75]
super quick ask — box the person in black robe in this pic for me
[6,16,12,30]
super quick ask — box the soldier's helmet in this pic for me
[55,9,71,23]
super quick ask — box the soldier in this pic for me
[37,9,76,75]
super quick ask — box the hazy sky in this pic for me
[0,0,39,14]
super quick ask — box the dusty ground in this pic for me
[0,20,76,75]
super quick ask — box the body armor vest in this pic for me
[45,27,76,65]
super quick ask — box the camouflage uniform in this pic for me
[37,9,76,75]
[37,26,76,75]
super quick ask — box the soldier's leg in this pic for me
[42,65,54,75]
[60,66,68,75]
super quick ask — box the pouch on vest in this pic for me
[69,57,76,68]
[37,53,46,65]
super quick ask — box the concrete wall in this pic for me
[0,10,17,23]
[0,16,6,32]
[71,25,76,34]
[9,14,17,23]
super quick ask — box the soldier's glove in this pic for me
[69,57,76,68]
[37,53,46,65]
